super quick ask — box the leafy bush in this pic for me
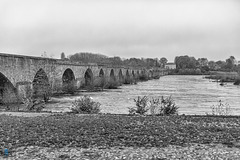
[128,96,149,115]
[149,96,178,115]
[159,96,178,115]
[129,95,178,116]
[208,100,232,116]
[71,96,101,114]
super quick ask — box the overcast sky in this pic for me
[0,0,240,62]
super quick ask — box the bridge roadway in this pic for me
[0,53,165,103]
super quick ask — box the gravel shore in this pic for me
[5,143,240,160]
[2,113,240,159]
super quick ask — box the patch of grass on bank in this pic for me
[1,114,240,150]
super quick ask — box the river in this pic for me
[47,75,240,115]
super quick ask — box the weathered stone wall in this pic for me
[0,53,164,103]
[0,53,57,87]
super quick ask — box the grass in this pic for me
[1,114,240,151]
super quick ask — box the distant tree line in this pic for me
[173,55,240,75]
[60,52,240,74]
[64,52,167,69]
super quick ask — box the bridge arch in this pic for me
[99,69,104,77]
[132,70,135,78]
[62,68,75,93]
[110,69,116,82]
[125,69,131,84]
[0,72,17,104]
[118,69,124,83]
[84,68,94,86]
[32,68,50,99]
[126,70,130,78]
[95,68,106,89]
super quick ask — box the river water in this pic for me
[81,75,239,115]
[48,75,240,115]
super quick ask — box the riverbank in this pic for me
[1,113,240,159]
[204,71,240,84]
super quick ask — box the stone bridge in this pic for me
[0,53,166,104]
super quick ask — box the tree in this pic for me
[160,57,168,68]
[69,52,107,63]
[225,56,236,70]
[145,58,156,68]
[188,57,198,69]
[174,55,197,69]
[208,61,217,70]
[216,60,225,67]
[216,60,226,70]
[61,52,66,59]
[197,58,208,67]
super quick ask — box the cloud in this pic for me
[0,0,240,61]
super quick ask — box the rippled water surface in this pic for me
[83,75,240,115]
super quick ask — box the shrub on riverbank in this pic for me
[129,95,178,116]
[129,96,149,115]
[71,96,101,114]
[206,100,232,116]
[159,96,178,115]
[148,96,178,116]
